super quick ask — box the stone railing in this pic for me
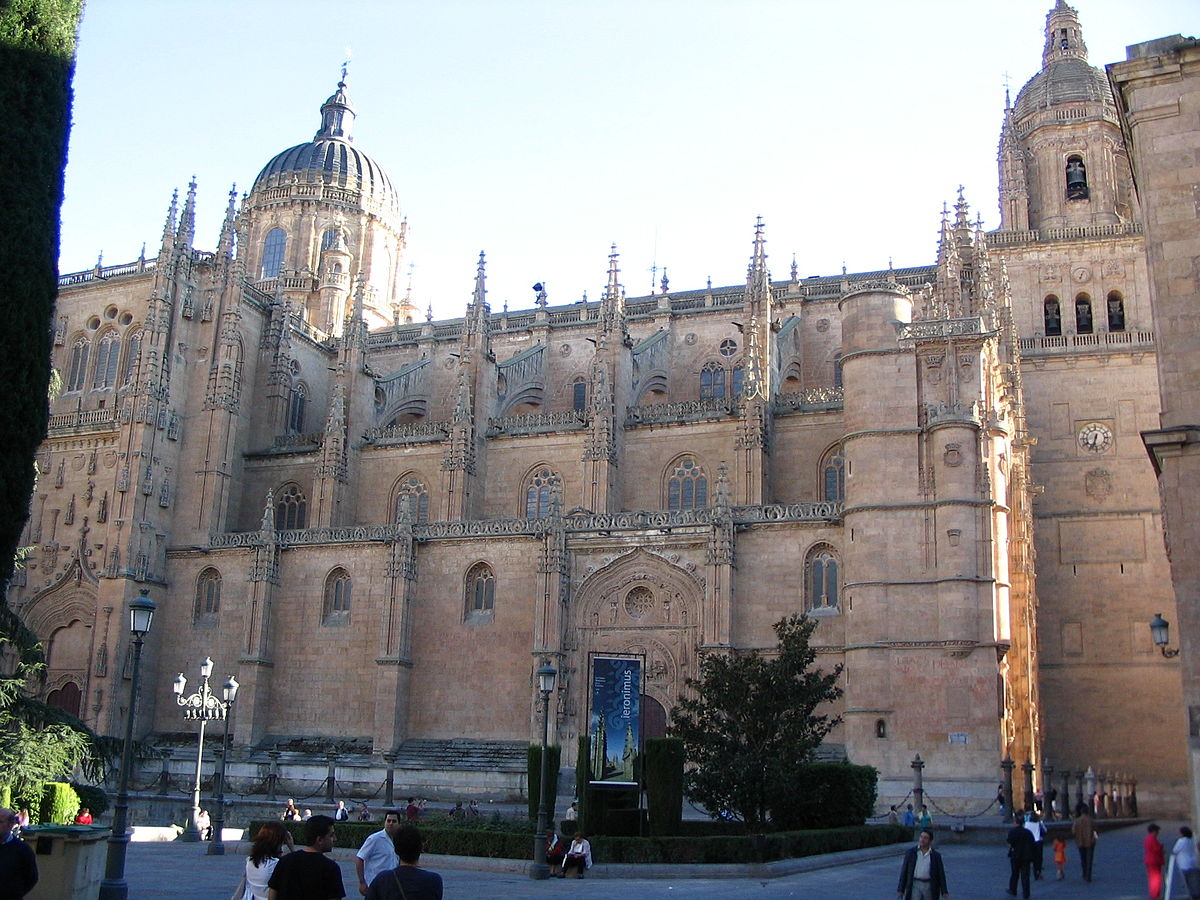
[47,408,120,433]
[290,313,331,346]
[987,221,1142,247]
[267,432,323,451]
[899,317,989,341]
[58,258,156,286]
[1017,330,1154,355]
[486,410,588,437]
[626,398,736,426]
[363,421,451,446]
[774,387,844,412]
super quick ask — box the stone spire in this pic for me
[217,184,238,257]
[467,251,490,337]
[159,189,178,255]
[317,382,348,483]
[741,218,772,400]
[997,105,1030,230]
[933,201,964,318]
[597,244,627,340]
[176,177,197,249]
[1042,0,1088,68]
[315,67,356,141]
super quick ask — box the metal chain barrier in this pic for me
[924,793,1001,822]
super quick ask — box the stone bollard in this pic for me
[1044,763,1055,820]
[1075,770,1086,814]
[325,751,338,803]
[1022,760,1035,814]
[157,751,171,796]
[911,754,925,824]
[1061,770,1072,818]
[266,748,281,801]
[383,752,397,808]
[1002,756,1016,823]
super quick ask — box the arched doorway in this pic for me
[641,694,667,740]
[47,681,82,718]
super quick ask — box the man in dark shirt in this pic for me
[1007,819,1035,898]
[365,826,442,900]
[0,807,38,899]
[268,814,345,900]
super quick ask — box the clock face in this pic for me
[1077,422,1113,454]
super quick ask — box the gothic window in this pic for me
[320,227,341,251]
[464,562,495,624]
[731,364,745,398]
[66,337,90,392]
[1075,293,1093,335]
[46,682,82,718]
[833,353,843,389]
[806,544,839,610]
[572,377,587,411]
[394,474,430,524]
[700,363,725,400]
[121,330,142,385]
[1065,155,1089,200]
[667,456,708,511]
[276,483,307,530]
[1044,296,1062,336]
[261,227,287,279]
[525,466,561,518]
[194,567,221,622]
[821,447,845,502]
[323,568,352,624]
[1107,291,1125,332]
[92,331,120,389]
[287,382,307,433]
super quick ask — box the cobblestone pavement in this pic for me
[122,821,1178,899]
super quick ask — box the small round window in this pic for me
[719,339,738,357]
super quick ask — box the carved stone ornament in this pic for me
[1072,266,1092,284]
[815,318,830,333]
[559,343,572,357]
[684,333,697,345]
[944,443,963,467]
[1103,260,1125,278]
[1084,468,1113,501]
[1041,266,1061,282]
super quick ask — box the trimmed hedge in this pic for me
[526,743,561,820]
[253,818,908,863]
[770,762,878,830]
[575,735,591,834]
[645,737,684,836]
[39,782,80,825]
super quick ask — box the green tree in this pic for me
[669,614,843,830]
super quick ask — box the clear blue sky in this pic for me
[59,1,1195,319]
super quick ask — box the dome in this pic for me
[250,80,401,217]
[1013,57,1113,121]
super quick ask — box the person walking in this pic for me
[355,810,400,896]
[364,826,442,900]
[1072,802,1097,883]
[1146,823,1166,900]
[1007,818,1035,898]
[1024,812,1047,879]
[267,814,345,900]
[1172,826,1200,900]
[896,828,949,900]
[0,807,38,899]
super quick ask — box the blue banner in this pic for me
[589,656,641,785]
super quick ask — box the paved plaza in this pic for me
[121,821,1182,899]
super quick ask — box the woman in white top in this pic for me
[560,833,592,878]
[243,820,294,900]
[1172,825,1200,900]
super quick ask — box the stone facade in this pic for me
[10,3,1189,813]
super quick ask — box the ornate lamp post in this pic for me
[173,656,230,841]
[97,590,156,900]
[207,675,239,855]
[529,659,557,880]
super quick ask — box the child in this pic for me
[1053,835,1068,880]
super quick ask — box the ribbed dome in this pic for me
[1013,57,1113,120]
[250,79,400,216]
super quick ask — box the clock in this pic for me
[1077,422,1113,454]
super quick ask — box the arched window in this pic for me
[276,483,307,530]
[833,353,843,389]
[1066,155,1089,200]
[1044,296,1062,336]
[667,456,708,511]
[821,447,845,502]
[1107,291,1125,332]
[464,562,495,624]
[261,227,287,279]
[807,544,839,610]
[194,567,221,622]
[731,365,745,398]
[394,475,430,524]
[46,682,82,718]
[320,227,341,251]
[1075,293,1093,335]
[323,568,352,624]
[700,363,725,400]
[92,331,120,389]
[287,382,307,433]
[525,467,560,518]
[572,377,587,411]
[66,337,90,392]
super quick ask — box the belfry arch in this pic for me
[570,548,703,734]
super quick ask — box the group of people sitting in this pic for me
[546,831,593,878]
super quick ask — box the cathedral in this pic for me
[12,0,1185,813]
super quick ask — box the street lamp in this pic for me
[98,590,156,900]
[174,656,232,841]
[207,675,239,855]
[1150,613,1181,657]
[530,659,557,880]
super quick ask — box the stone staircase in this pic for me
[391,739,529,773]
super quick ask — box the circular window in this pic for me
[86,316,101,331]
[104,306,118,320]
[119,312,133,326]
[624,586,654,620]
[719,338,737,357]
